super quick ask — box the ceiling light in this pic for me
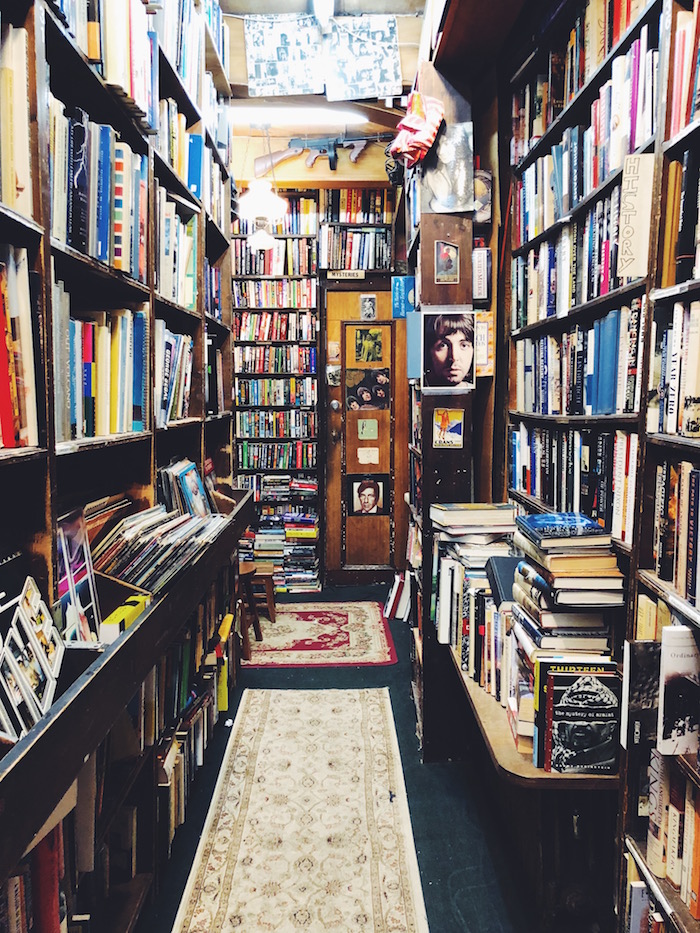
[247,226,277,252]
[237,179,288,223]
[231,105,368,129]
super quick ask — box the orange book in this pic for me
[690,788,700,918]
[660,160,683,288]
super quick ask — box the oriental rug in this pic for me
[173,688,430,933]
[241,601,397,667]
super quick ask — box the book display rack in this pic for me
[231,193,321,593]
[0,1,252,929]
[504,0,700,930]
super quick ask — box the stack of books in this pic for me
[253,519,285,589]
[510,512,624,772]
[430,502,516,570]
[283,513,320,593]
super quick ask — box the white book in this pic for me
[657,624,700,755]
[624,432,638,543]
[615,305,630,415]
[611,430,627,542]
[6,247,38,447]
[666,301,685,434]
[2,26,33,219]
[635,24,649,149]
[437,556,455,645]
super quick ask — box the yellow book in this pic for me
[661,161,682,288]
[636,593,657,639]
[0,65,15,209]
[217,658,228,712]
[655,598,672,640]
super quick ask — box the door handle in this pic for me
[330,399,341,412]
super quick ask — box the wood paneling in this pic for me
[346,515,391,565]
[419,213,473,307]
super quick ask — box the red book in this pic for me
[31,826,61,933]
[0,285,18,448]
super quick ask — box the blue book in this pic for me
[392,275,415,318]
[588,319,600,414]
[96,124,114,263]
[147,32,159,131]
[188,134,203,198]
[515,512,611,547]
[406,311,421,379]
[597,309,620,415]
[132,310,147,431]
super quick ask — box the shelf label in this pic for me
[327,270,366,280]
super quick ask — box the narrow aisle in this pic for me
[136,589,529,933]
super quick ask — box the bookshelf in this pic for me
[232,193,321,593]
[503,0,700,930]
[317,187,394,273]
[0,0,246,927]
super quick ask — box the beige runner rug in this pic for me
[174,688,430,932]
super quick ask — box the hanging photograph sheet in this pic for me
[324,15,402,102]
[244,14,324,97]
[422,307,475,394]
[421,122,475,214]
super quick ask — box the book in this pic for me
[657,624,700,755]
[515,511,612,548]
[484,556,520,610]
[544,669,621,773]
[512,603,610,651]
[620,640,661,749]
[429,502,516,527]
[514,530,619,571]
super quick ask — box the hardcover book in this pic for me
[430,502,516,527]
[620,640,661,749]
[484,556,520,611]
[515,511,612,547]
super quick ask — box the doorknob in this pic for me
[330,400,341,412]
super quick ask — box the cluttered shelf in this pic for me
[448,646,619,790]
[625,836,699,933]
[0,490,254,886]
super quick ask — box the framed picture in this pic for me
[434,240,459,285]
[346,475,390,516]
[354,327,384,363]
[18,577,65,679]
[421,306,475,394]
[6,621,55,714]
[0,650,41,735]
[360,294,377,320]
[432,408,465,448]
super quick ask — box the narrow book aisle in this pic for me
[135,587,529,933]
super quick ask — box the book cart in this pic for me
[0,1,252,929]
[502,0,700,929]
[231,191,322,592]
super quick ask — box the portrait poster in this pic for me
[360,294,377,320]
[434,240,459,285]
[432,409,464,448]
[346,475,390,516]
[244,14,324,97]
[324,15,402,102]
[421,306,475,394]
[421,122,475,214]
[345,368,390,410]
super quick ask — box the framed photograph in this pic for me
[360,294,377,321]
[421,306,475,394]
[346,475,390,516]
[434,241,459,285]
[421,121,474,214]
[432,409,465,448]
[18,576,65,679]
[0,650,41,735]
[6,620,55,714]
[354,327,384,363]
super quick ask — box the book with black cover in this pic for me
[515,512,611,547]
[544,670,621,773]
[484,556,520,611]
[620,640,661,750]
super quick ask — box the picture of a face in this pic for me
[423,310,475,393]
[358,480,379,513]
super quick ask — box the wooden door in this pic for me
[323,289,408,585]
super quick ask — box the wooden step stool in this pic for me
[238,562,263,661]
[251,560,276,623]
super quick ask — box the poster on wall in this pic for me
[421,122,475,214]
[346,369,390,410]
[244,14,324,97]
[324,15,402,102]
[432,409,464,448]
[421,306,475,394]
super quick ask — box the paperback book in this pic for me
[544,670,621,774]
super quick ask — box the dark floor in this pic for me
[136,585,533,933]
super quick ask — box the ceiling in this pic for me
[221,1,423,13]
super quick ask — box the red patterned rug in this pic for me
[240,601,397,667]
